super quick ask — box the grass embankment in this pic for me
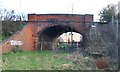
[2,50,97,70]
[2,50,72,70]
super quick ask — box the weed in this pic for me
[12,45,22,53]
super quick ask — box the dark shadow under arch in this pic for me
[37,25,83,50]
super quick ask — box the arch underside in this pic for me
[38,25,83,50]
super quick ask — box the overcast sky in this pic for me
[0,0,119,21]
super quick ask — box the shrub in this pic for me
[12,45,22,53]
[95,57,110,69]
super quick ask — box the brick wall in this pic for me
[28,14,93,23]
[1,14,93,53]
[0,24,35,53]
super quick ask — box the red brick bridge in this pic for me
[1,14,93,53]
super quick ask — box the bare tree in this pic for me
[0,8,16,21]
[0,8,27,21]
[1,8,27,41]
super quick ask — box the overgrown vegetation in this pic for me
[98,4,117,22]
[0,8,27,43]
[87,22,118,70]
[2,50,117,70]
[12,45,23,53]
[0,22,26,43]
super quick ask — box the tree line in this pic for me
[0,8,27,42]
[98,3,118,23]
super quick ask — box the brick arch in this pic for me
[37,25,83,50]
[28,14,93,48]
[28,14,93,50]
[1,14,93,53]
[37,24,82,36]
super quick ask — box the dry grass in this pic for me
[2,50,117,70]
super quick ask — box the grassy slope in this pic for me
[2,50,73,70]
[3,50,117,70]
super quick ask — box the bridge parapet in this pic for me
[28,14,93,23]
[1,14,94,53]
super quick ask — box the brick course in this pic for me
[1,14,93,53]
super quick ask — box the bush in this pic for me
[58,43,69,50]
[95,57,110,69]
[12,45,22,53]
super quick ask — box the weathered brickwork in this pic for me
[0,25,35,53]
[1,14,93,53]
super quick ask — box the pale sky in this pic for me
[59,32,82,42]
[0,0,119,21]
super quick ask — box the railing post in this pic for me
[40,42,42,50]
